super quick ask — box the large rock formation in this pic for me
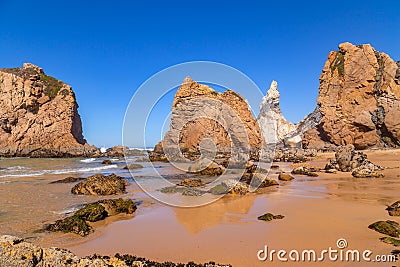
[303,42,400,150]
[150,77,262,161]
[0,63,98,157]
[257,80,320,147]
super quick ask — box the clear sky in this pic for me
[1,0,399,147]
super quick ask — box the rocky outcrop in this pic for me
[303,42,400,150]
[324,146,383,178]
[387,201,400,216]
[150,77,262,162]
[46,199,136,236]
[257,81,321,148]
[71,173,128,195]
[0,235,230,267]
[0,63,98,157]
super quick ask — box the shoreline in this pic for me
[0,149,399,266]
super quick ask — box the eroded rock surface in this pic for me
[71,173,128,195]
[303,42,400,150]
[0,235,230,267]
[150,77,262,162]
[0,63,98,157]
[258,81,321,148]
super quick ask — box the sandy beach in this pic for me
[1,150,398,266]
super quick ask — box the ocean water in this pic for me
[0,156,151,236]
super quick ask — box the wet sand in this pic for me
[58,150,399,266]
[1,151,399,266]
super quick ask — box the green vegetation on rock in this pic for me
[74,203,107,222]
[368,220,400,237]
[380,237,400,246]
[45,199,136,236]
[209,184,229,195]
[330,51,345,77]
[39,73,63,99]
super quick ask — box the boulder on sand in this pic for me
[71,173,128,195]
[45,198,136,236]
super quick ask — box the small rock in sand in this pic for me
[258,213,285,221]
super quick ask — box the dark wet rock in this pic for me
[102,159,113,165]
[387,201,400,216]
[258,213,285,221]
[380,237,400,246]
[325,158,339,171]
[123,163,143,170]
[49,176,85,184]
[278,172,294,181]
[71,173,128,195]
[45,215,92,236]
[177,178,205,187]
[46,199,136,236]
[368,221,400,237]
[271,165,280,169]
[291,166,319,177]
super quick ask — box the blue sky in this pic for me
[1,1,399,147]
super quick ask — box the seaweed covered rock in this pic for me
[46,199,136,236]
[258,213,285,221]
[101,159,113,165]
[45,215,92,236]
[368,221,400,238]
[97,198,137,216]
[74,203,108,222]
[387,201,400,216]
[71,173,128,195]
[380,237,400,246]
